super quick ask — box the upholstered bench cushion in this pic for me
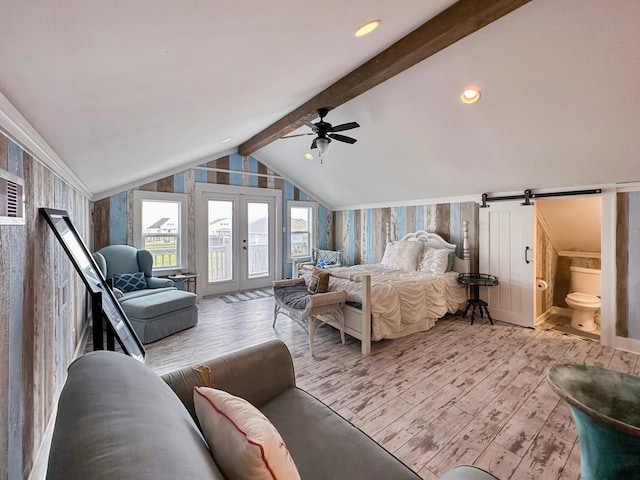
[120,289,196,319]
[274,284,309,310]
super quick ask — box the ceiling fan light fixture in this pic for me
[316,137,330,153]
[354,20,380,37]
[460,87,481,104]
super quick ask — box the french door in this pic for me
[196,184,281,297]
[479,200,535,328]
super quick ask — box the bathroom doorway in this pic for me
[534,196,602,341]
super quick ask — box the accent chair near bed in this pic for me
[93,245,198,343]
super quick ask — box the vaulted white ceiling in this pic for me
[1,0,639,209]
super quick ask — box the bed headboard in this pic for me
[397,221,470,273]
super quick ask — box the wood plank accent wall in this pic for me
[535,215,557,317]
[0,133,90,480]
[617,192,630,337]
[93,153,331,279]
[333,201,479,270]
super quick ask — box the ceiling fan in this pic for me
[281,107,360,156]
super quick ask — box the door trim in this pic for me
[195,183,282,298]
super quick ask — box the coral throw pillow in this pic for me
[194,386,301,480]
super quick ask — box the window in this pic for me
[287,201,317,261]
[133,191,188,273]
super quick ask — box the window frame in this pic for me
[133,190,188,275]
[287,200,317,262]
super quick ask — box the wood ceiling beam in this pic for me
[238,0,531,156]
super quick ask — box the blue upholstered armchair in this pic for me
[93,245,175,300]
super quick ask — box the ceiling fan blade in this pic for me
[302,119,320,132]
[329,121,360,133]
[310,137,317,149]
[328,133,357,144]
[280,132,314,139]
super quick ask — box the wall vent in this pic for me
[0,169,25,225]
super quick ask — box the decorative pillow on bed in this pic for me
[316,259,332,269]
[380,242,395,265]
[387,241,424,271]
[446,250,456,272]
[308,268,330,294]
[418,247,449,274]
[112,272,147,292]
[194,386,301,480]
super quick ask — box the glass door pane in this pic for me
[207,200,233,283]
[247,201,269,278]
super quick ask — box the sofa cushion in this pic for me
[194,387,301,480]
[46,351,224,480]
[261,388,421,480]
[120,289,197,319]
[113,271,147,292]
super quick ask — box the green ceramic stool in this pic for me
[547,364,640,480]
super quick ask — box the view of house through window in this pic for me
[140,199,182,269]
[288,201,316,260]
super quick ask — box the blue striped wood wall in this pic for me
[93,154,331,280]
[0,134,90,479]
[333,202,478,270]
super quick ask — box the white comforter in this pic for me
[313,264,467,341]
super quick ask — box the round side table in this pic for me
[457,273,499,325]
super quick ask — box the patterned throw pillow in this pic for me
[316,249,342,266]
[194,387,301,480]
[112,272,147,292]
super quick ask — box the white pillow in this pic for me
[194,386,301,480]
[419,247,449,274]
[380,242,395,265]
[387,241,424,271]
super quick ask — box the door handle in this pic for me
[525,246,532,264]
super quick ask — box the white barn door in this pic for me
[479,201,535,328]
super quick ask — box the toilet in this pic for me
[565,266,601,332]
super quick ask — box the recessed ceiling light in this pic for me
[221,137,232,143]
[460,87,481,104]
[354,20,380,37]
[304,153,314,160]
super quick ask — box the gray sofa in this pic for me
[46,340,498,479]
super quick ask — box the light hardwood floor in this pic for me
[140,295,640,480]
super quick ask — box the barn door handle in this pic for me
[525,246,532,264]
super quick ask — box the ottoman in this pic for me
[119,289,198,344]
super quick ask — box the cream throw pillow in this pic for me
[194,386,301,480]
[419,247,449,274]
[387,241,424,271]
[380,242,395,265]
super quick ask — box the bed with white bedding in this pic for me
[295,226,471,354]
